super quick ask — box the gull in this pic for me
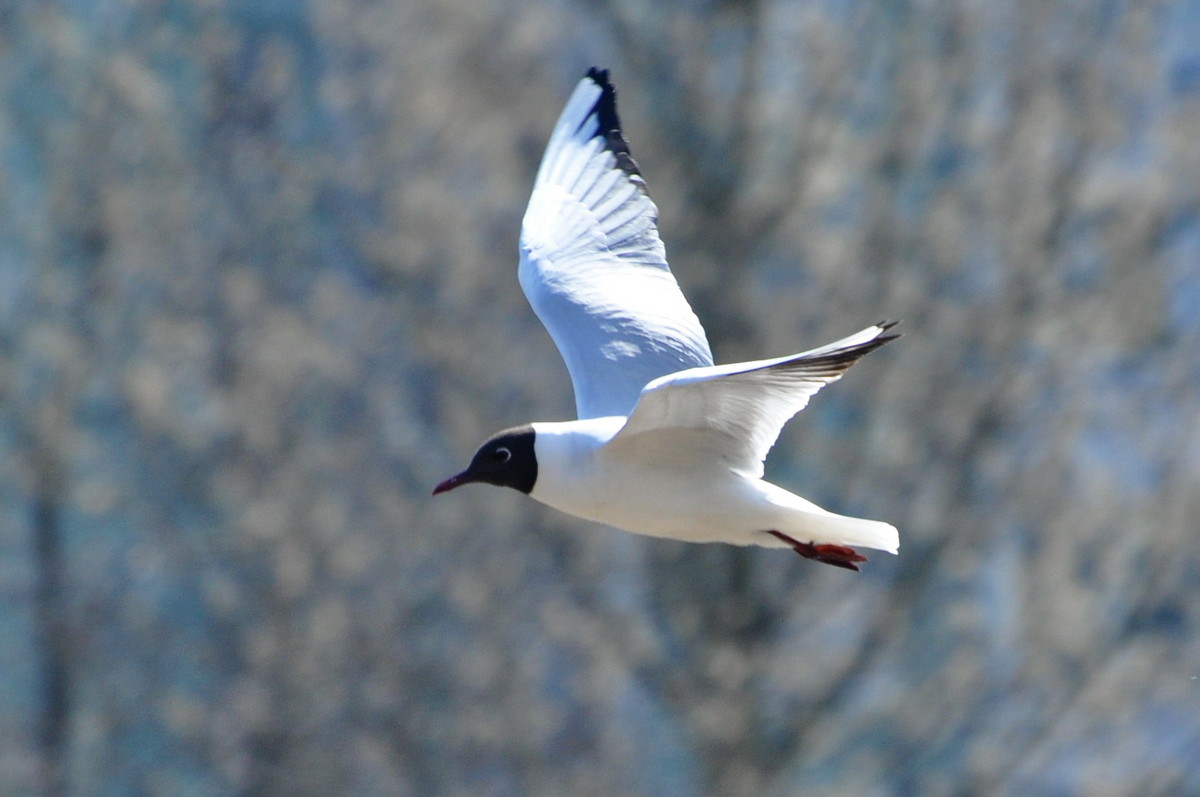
[434,68,899,570]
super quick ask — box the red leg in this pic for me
[766,530,867,571]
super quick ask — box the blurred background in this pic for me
[2,1,1199,795]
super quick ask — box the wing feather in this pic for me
[519,68,712,420]
[611,323,900,476]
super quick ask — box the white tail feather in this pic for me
[766,513,900,554]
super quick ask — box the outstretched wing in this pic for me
[519,68,713,420]
[611,323,900,476]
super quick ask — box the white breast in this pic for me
[530,419,783,545]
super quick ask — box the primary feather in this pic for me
[519,68,712,420]
[612,322,900,477]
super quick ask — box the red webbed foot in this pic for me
[766,530,867,571]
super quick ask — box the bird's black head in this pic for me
[432,425,537,496]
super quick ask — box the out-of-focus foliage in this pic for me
[2,1,1198,795]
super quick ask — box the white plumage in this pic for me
[436,69,900,570]
[519,71,712,420]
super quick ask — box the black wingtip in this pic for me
[873,320,902,346]
[586,66,610,85]
[582,67,619,133]
[581,67,643,182]
[770,324,901,376]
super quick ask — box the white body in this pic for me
[531,419,900,553]
[444,70,902,560]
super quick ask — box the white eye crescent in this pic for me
[495,447,512,463]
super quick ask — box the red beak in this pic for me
[432,471,471,496]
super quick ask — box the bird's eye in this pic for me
[494,447,512,463]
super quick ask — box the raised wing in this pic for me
[519,68,713,420]
[610,323,900,476]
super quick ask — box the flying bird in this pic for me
[434,68,899,570]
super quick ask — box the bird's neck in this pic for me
[528,417,625,513]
